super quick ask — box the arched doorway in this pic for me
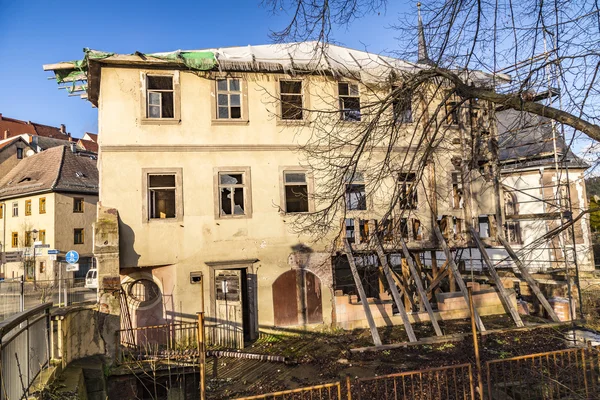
[272,269,323,326]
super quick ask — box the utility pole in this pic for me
[197,312,206,400]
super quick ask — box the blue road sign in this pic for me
[47,249,59,255]
[65,250,79,264]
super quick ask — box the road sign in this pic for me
[65,250,79,264]
[1,251,23,263]
[49,254,57,261]
[34,244,50,248]
[65,263,79,272]
[47,249,59,255]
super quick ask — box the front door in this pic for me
[214,269,244,348]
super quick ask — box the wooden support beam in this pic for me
[389,268,418,310]
[372,236,417,342]
[343,239,383,346]
[434,225,486,332]
[399,239,443,336]
[497,235,561,322]
[469,227,524,327]
[401,259,413,312]
[426,262,450,294]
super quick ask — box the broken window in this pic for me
[146,75,174,119]
[216,78,242,119]
[148,174,176,219]
[393,88,413,123]
[280,80,303,120]
[345,218,356,244]
[412,219,422,240]
[398,173,418,209]
[359,219,370,242]
[283,171,309,213]
[399,218,409,239]
[345,172,367,210]
[215,271,240,301]
[504,221,521,244]
[339,82,361,121]
[478,215,490,238]
[333,254,380,298]
[74,228,84,245]
[445,101,460,125]
[219,172,247,216]
[451,172,463,209]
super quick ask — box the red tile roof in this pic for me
[77,139,99,153]
[0,113,71,140]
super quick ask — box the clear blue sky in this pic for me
[0,0,412,138]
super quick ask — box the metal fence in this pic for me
[117,322,199,362]
[486,347,598,400]
[234,382,343,400]
[354,363,475,400]
[0,303,52,400]
[0,277,95,321]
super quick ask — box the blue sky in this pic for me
[0,0,412,138]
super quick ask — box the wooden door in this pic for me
[273,270,299,326]
[214,269,244,348]
[305,271,323,324]
[272,270,323,326]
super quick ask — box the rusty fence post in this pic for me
[468,287,484,399]
[197,312,206,400]
[346,376,352,400]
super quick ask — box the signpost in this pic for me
[1,251,24,263]
[65,263,79,272]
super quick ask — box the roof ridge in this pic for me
[51,145,67,190]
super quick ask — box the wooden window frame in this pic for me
[392,87,413,124]
[344,171,367,211]
[12,202,18,217]
[279,167,315,214]
[74,228,84,245]
[25,200,31,216]
[73,197,84,213]
[141,168,184,223]
[398,173,418,210]
[278,79,306,122]
[213,167,252,219]
[39,198,46,214]
[338,82,362,122]
[211,75,249,125]
[139,71,181,125]
[39,229,46,245]
[11,232,18,248]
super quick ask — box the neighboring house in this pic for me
[45,41,504,346]
[455,107,593,273]
[0,145,99,280]
[0,137,34,179]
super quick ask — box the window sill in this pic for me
[144,217,183,224]
[211,119,249,126]
[216,214,252,220]
[276,119,310,127]
[140,118,181,126]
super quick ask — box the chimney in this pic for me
[60,124,66,134]
[3,130,8,140]
[0,113,3,120]
[68,134,73,142]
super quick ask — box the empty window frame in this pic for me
[504,221,521,244]
[398,173,417,209]
[74,228,84,245]
[146,75,174,119]
[73,197,84,213]
[218,171,249,217]
[283,171,309,213]
[445,101,460,125]
[478,215,490,238]
[148,174,176,219]
[393,88,413,123]
[39,198,46,214]
[280,80,303,120]
[504,191,518,217]
[11,232,18,248]
[345,172,367,211]
[451,172,463,209]
[12,202,18,217]
[338,82,361,121]
[16,148,23,159]
[25,200,31,216]
[216,78,242,119]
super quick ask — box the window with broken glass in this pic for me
[504,221,521,244]
[393,89,413,123]
[219,172,247,216]
[146,75,174,119]
[338,82,361,121]
[216,78,242,119]
[280,80,303,120]
[283,171,309,213]
[398,173,417,209]
[451,172,463,209]
[345,172,367,210]
[148,174,176,219]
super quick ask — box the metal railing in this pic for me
[486,347,598,400]
[233,382,343,400]
[117,322,199,362]
[354,363,475,400]
[0,277,95,321]
[0,302,52,400]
